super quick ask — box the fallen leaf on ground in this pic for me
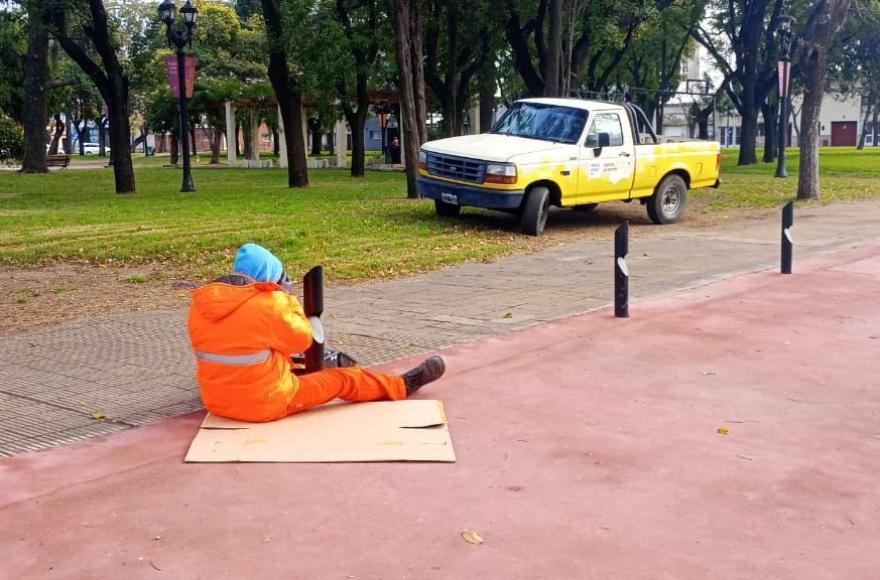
[502,312,512,319]
[717,426,730,435]
[91,412,106,420]
[460,530,484,545]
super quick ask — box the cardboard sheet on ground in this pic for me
[185,400,455,463]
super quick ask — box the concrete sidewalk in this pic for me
[1,244,878,579]
[1,200,879,456]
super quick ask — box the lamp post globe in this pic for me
[182,0,197,28]
[158,0,176,24]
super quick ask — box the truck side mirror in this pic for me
[593,132,611,156]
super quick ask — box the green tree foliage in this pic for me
[0,7,26,123]
[236,0,262,19]
[501,0,677,98]
[617,1,705,133]
[422,0,493,136]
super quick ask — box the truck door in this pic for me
[577,111,635,201]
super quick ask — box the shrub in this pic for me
[0,113,24,164]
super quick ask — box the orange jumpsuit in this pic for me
[187,279,406,422]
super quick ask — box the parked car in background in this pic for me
[417,98,721,236]
[81,143,109,155]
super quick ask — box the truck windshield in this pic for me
[490,102,587,144]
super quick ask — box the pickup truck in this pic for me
[417,98,721,235]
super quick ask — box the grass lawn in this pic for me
[1,146,878,281]
[690,147,880,210]
[0,168,525,280]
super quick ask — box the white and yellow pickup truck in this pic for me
[417,98,721,235]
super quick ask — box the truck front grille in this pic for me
[426,153,485,183]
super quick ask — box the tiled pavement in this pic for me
[1,199,878,456]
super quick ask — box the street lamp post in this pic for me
[159,0,198,192]
[774,13,796,178]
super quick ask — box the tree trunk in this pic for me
[131,121,147,154]
[326,131,335,155]
[107,86,135,192]
[310,129,321,156]
[242,123,253,159]
[48,114,64,154]
[479,85,495,133]
[170,133,179,165]
[346,69,372,178]
[873,106,878,147]
[347,108,367,177]
[762,101,776,163]
[20,6,49,173]
[262,0,308,187]
[543,0,561,97]
[393,0,422,197]
[98,118,108,157]
[53,0,135,193]
[410,0,427,144]
[738,84,759,165]
[444,3,458,137]
[307,117,322,155]
[857,95,873,150]
[797,0,852,200]
[797,65,823,199]
[477,35,496,133]
[75,119,85,156]
[235,122,241,156]
[210,126,222,164]
[190,127,197,155]
[655,103,665,135]
[503,0,545,96]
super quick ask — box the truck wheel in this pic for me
[434,199,461,217]
[573,203,598,213]
[521,186,551,236]
[647,174,687,224]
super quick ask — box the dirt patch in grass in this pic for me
[0,263,192,334]
[0,198,773,334]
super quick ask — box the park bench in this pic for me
[46,154,71,169]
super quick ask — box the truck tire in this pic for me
[647,174,687,224]
[573,203,598,213]
[434,199,461,217]
[521,186,551,236]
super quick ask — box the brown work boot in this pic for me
[401,355,447,396]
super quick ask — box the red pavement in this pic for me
[2,245,880,580]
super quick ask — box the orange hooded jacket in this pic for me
[187,278,313,422]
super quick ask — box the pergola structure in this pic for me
[223,89,404,169]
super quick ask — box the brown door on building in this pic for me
[831,121,857,146]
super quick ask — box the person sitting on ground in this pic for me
[186,243,446,422]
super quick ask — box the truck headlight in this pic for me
[484,163,517,184]
[418,150,427,171]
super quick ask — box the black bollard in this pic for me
[614,220,629,318]
[303,265,325,372]
[781,201,794,274]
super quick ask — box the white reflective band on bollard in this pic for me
[309,316,325,344]
[617,257,630,277]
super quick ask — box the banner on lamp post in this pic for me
[777,60,791,97]
[165,55,198,99]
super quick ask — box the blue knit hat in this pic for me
[233,243,284,283]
